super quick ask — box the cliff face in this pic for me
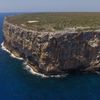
[3,20,100,75]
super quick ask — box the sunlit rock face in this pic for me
[3,20,100,75]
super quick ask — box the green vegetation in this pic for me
[6,12,100,31]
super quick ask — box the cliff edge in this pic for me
[3,13,100,75]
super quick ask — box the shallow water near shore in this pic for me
[0,13,100,100]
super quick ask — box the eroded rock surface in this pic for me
[3,19,100,75]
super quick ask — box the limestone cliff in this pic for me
[3,17,100,75]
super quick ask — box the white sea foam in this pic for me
[23,61,68,78]
[94,71,100,75]
[24,64,48,78]
[1,42,68,78]
[10,53,23,60]
[1,42,10,53]
[1,42,23,60]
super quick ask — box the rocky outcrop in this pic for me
[3,18,100,75]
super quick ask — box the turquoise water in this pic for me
[0,13,100,100]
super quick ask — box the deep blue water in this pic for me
[0,13,100,100]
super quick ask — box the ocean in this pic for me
[0,13,100,100]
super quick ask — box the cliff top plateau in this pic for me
[5,12,100,32]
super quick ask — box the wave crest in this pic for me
[1,42,23,60]
[1,42,68,78]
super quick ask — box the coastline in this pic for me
[23,62,68,78]
[1,42,23,60]
[1,42,68,78]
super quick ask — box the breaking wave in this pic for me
[1,42,68,78]
[1,42,23,60]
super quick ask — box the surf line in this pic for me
[1,42,68,78]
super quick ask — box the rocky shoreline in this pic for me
[1,42,68,78]
[3,16,100,76]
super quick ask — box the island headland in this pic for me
[3,13,100,76]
